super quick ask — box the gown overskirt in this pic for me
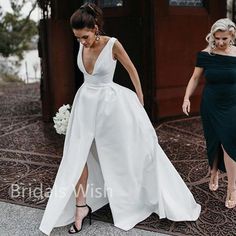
[40,37,201,235]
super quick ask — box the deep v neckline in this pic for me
[81,37,111,75]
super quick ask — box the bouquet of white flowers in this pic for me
[53,104,71,135]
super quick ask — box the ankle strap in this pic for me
[76,204,88,208]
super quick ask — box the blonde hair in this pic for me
[206,18,236,50]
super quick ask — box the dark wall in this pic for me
[40,0,226,121]
[154,0,226,118]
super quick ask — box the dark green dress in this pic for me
[196,51,236,172]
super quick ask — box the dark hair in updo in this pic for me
[70,3,104,33]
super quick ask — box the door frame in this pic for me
[96,0,156,122]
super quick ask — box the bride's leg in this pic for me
[69,164,90,233]
[75,163,88,205]
[223,147,236,208]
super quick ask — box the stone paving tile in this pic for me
[0,202,167,236]
[0,120,64,156]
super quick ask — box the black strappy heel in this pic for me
[68,204,92,234]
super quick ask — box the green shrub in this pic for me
[0,73,23,84]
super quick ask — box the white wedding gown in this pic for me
[39,37,201,235]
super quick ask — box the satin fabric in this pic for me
[39,37,201,235]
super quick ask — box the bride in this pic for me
[39,3,201,235]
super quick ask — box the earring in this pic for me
[229,40,234,47]
[95,31,100,41]
[211,41,216,50]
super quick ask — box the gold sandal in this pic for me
[225,189,236,209]
[209,171,219,191]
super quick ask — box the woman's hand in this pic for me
[182,67,203,116]
[182,99,190,116]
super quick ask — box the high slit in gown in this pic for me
[39,37,201,235]
[196,51,236,172]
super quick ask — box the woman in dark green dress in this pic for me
[182,18,236,209]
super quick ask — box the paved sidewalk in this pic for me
[0,202,168,236]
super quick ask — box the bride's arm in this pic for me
[113,40,144,105]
